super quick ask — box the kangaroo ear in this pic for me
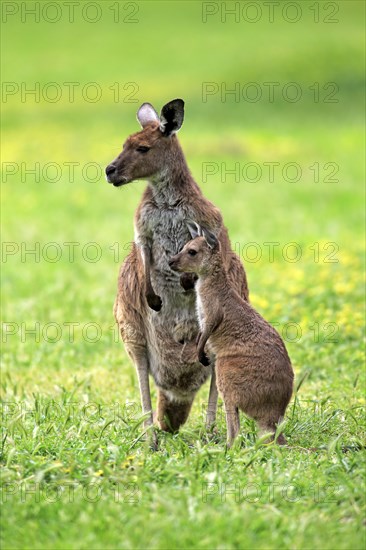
[202,228,218,249]
[160,99,184,136]
[186,219,202,240]
[137,103,160,128]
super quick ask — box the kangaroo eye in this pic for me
[136,146,150,153]
[188,249,197,256]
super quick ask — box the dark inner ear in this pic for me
[186,219,202,239]
[160,99,184,136]
[202,228,218,249]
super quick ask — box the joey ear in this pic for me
[137,103,160,128]
[202,228,218,249]
[160,99,184,136]
[186,220,202,240]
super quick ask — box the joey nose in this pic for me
[168,259,177,269]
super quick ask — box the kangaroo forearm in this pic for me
[141,244,156,294]
[141,243,162,311]
[144,265,155,296]
[141,244,152,277]
[197,329,211,357]
[197,312,222,353]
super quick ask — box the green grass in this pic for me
[1,1,365,549]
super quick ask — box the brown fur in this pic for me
[107,100,249,443]
[170,232,294,447]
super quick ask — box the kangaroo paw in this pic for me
[198,350,211,367]
[180,272,198,291]
[147,294,162,311]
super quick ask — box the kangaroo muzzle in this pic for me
[168,256,180,271]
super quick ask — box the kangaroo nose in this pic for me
[168,259,176,268]
[105,164,116,177]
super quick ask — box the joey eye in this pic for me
[188,249,197,256]
[136,146,150,153]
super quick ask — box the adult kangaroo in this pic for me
[105,99,249,442]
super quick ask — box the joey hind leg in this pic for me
[156,389,193,432]
[206,367,218,430]
[224,401,240,448]
[257,416,287,446]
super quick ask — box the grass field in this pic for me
[1,1,365,549]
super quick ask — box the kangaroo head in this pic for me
[169,221,220,276]
[105,99,184,186]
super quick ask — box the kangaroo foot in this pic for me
[149,430,159,451]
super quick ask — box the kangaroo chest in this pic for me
[194,280,205,331]
[137,199,194,291]
[136,197,209,396]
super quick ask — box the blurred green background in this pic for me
[1,1,365,549]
